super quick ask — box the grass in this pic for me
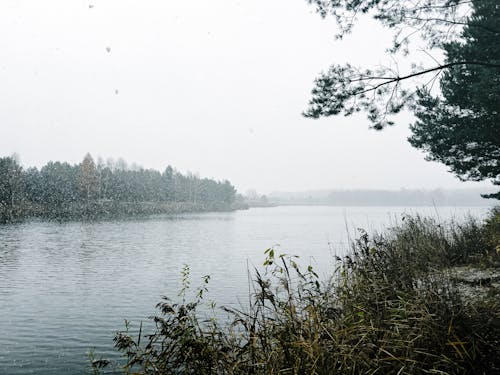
[95,209,500,374]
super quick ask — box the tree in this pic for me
[24,167,42,204]
[0,156,23,211]
[303,0,500,196]
[162,165,174,201]
[409,1,500,198]
[78,153,99,201]
[39,162,78,207]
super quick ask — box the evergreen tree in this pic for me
[0,156,23,210]
[304,0,500,197]
[409,1,500,198]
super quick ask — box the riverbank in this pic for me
[0,200,249,223]
[99,208,500,374]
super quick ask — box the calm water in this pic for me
[0,206,491,374]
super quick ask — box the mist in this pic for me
[0,0,493,194]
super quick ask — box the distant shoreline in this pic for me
[264,202,496,208]
[0,201,249,223]
[266,188,497,207]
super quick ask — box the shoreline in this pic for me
[0,200,249,223]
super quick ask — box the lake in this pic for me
[0,205,492,374]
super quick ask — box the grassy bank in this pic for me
[95,209,500,374]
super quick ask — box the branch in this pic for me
[413,1,473,11]
[356,61,500,95]
[403,16,500,34]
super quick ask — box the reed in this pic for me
[96,210,500,374]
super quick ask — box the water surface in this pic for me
[0,206,491,374]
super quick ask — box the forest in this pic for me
[0,153,238,222]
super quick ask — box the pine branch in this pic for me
[356,61,500,95]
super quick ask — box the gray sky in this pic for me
[0,0,493,194]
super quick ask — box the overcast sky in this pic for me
[0,0,493,194]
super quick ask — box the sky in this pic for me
[0,0,493,194]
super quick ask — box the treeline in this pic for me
[0,154,239,222]
[269,188,496,207]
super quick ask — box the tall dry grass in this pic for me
[95,210,500,374]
